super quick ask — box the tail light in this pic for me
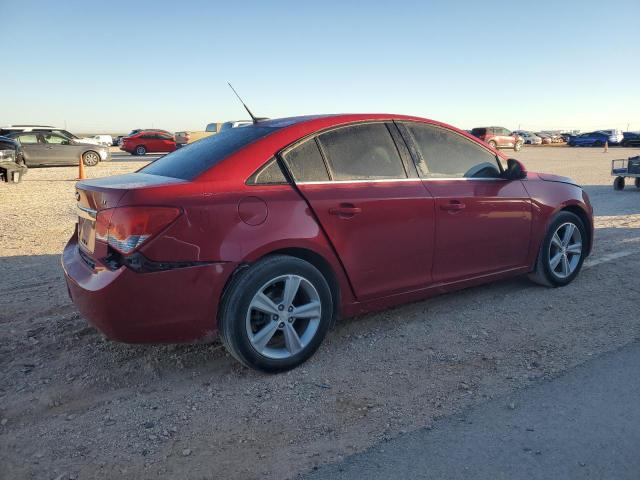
[96,206,181,254]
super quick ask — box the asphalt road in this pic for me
[305,341,640,480]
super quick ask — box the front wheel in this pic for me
[218,255,334,372]
[634,177,640,189]
[82,151,100,166]
[529,211,587,287]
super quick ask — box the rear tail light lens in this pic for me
[95,206,180,254]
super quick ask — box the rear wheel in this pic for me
[614,176,625,190]
[635,178,640,189]
[514,141,523,151]
[134,145,147,156]
[488,140,497,149]
[82,151,100,166]
[219,255,333,372]
[529,211,587,287]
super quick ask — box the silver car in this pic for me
[7,132,110,167]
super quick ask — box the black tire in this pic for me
[528,211,587,288]
[634,177,640,189]
[218,255,334,372]
[82,151,100,166]
[488,140,497,149]
[134,145,147,156]
[614,176,625,191]
[514,141,523,151]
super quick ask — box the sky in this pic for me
[1,0,639,134]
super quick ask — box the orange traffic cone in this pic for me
[77,153,86,180]
[604,141,609,153]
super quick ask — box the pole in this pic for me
[77,153,86,180]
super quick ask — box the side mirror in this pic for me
[505,158,527,180]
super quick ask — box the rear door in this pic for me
[15,133,48,165]
[157,132,176,152]
[281,122,436,300]
[397,122,532,283]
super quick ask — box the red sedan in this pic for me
[63,114,593,372]
[120,130,177,156]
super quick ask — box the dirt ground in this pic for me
[1,146,639,480]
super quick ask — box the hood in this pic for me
[537,172,579,187]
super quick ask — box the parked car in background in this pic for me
[219,120,253,132]
[597,129,623,145]
[120,130,177,155]
[1,125,78,140]
[94,135,113,146]
[470,127,523,151]
[513,130,542,145]
[0,135,28,183]
[63,113,593,372]
[6,132,109,166]
[621,132,640,147]
[567,131,610,147]
[535,133,553,144]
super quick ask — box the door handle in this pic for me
[440,200,466,212]
[329,204,362,217]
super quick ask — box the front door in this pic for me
[397,121,532,283]
[281,123,436,300]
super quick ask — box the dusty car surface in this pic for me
[62,114,594,371]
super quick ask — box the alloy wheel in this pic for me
[83,152,99,166]
[245,274,321,359]
[548,222,582,279]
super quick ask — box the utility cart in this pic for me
[611,156,640,190]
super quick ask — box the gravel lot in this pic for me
[1,146,639,480]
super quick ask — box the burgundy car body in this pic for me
[62,114,593,343]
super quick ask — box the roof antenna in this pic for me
[227,82,259,124]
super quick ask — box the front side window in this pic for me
[401,123,501,179]
[317,123,406,181]
[282,138,329,182]
[43,134,68,145]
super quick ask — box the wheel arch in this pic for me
[220,245,347,329]
[559,204,593,256]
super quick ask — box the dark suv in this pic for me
[0,136,28,183]
[621,132,640,147]
[471,127,523,151]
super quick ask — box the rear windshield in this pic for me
[140,125,281,180]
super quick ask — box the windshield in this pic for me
[140,125,281,180]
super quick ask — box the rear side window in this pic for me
[317,123,406,181]
[401,123,500,179]
[282,138,329,182]
[141,125,281,180]
[471,128,486,137]
[247,157,287,185]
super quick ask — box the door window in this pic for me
[317,123,406,181]
[43,134,69,145]
[17,134,39,145]
[400,123,501,179]
[282,138,330,182]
